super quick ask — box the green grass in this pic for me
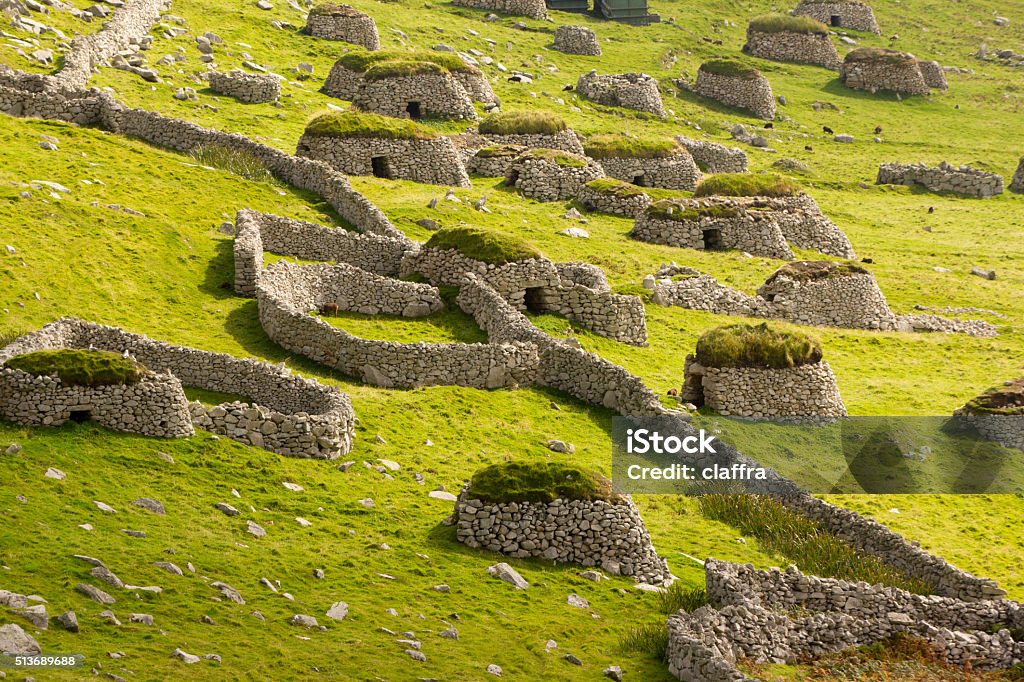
[699,59,762,80]
[478,110,568,135]
[844,47,918,65]
[695,322,824,369]
[618,621,669,662]
[303,110,437,139]
[766,259,870,282]
[645,198,740,221]
[465,461,621,504]
[475,144,526,158]
[748,13,829,35]
[657,583,709,614]
[190,144,276,183]
[583,134,682,159]
[334,48,479,75]
[4,349,145,386]
[363,60,446,80]
[316,304,488,344]
[694,172,801,198]
[308,2,365,16]
[584,177,649,198]
[424,225,543,264]
[518,148,588,167]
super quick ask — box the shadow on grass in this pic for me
[199,237,237,300]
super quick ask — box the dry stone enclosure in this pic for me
[296,111,471,186]
[876,161,1004,198]
[466,144,527,177]
[552,25,601,56]
[841,48,931,95]
[303,3,380,49]
[793,0,881,34]
[691,60,776,120]
[207,70,280,104]
[576,70,666,117]
[476,110,584,154]
[504,148,604,202]
[954,377,1024,451]
[744,14,842,70]
[451,0,547,19]
[674,136,749,173]
[584,134,701,190]
[577,178,652,217]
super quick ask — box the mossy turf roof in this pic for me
[465,461,622,504]
[961,378,1024,416]
[695,323,823,369]
[303,110,437,140]
[645,198,740,222]
[308,2,364,16]
[584,177,649,198]
[334,48,479,75]
[693,173,801,198]
[4,349,146,387]
[844,47,917,65]
[477,110,568,135]
[749,13,829,35]
[583,134,684,159]
[767,260,870,283]
[424,225,543,265]
[699,59,762,80]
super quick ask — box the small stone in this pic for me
[834,134,854,144]
[128,613,154,626]
[487,563,528,590]
[604,664,624,681]
[433,584,450,593]
[247,520,266,537]
[132,498,165,514]
[558,227,589,238]
[545,440,574,453]
[405,649,426,662]
[291,614,319,628]
[173,648,200,664]
[44,467,66,480]
[57,611,79,632]
[282,481,303,492]
[439,627,458,639]
[94,500,117,513]
[215,502,240,516]
[4,443,22,455]
[428,490,457,502]
[76,583,115,604]
[325,602,348,620]
[154,562,183,576]
[357,498,374,508]
[564,653,582,666]
[567,593,589,608]
[313,569,325,579]
[486,663,503,676]
[578,570,603,582]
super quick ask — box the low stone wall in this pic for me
[553,25,601,56]
[296,132,471,187]
[577,182,651,217]
[652,274,769,317]
[769,195,856,259]
[453,490,670,583]
[576,70,666,117]
[556,261,609,291]
[0,319,356,458]
[451,0,546,19]
[233,209,412,296]
[953,414,1024,451]
[476,129,584,156]
[403,248,561,303]
[757,270,898,330]
[630,199,795,260]
[506,151,604,201]
[744,29,842,70]
[322,63,494,106]
[793,0,880,34]
[693,67,775,120]
[597,152,701,191]
[675,136,748,173]
[466,145,527,177]
[841,55,930,95]
[257,261,536,389]
[304,7,380,50]
[876,162,1004,198]
[353,72,477,120]
[531,280,648,346]
[683,357,847,418]
[0,367,193,437]
[918,60,948,89]
[208,70,280,104]
[1010,158,1024,193]
[320,64,365,101]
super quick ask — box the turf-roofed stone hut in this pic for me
[756,260,898,330]
[693,60,776,120]
[505,148,604,202]
[207,70,280,103]
[552,25,601,56]
[466,144,528,177]
[744,14,842,70]
[321,49,497,108]
[840,47,930,95]
[476,110,584,154]
[793,0,880,34]
[954,378,1024,451]
[453,461,671,583]
[452,0,547,19]
[296,110,470,186]
[577,178,651,217]
[584,134,701,190]
[303,3,380,49]
[0,349,194,437]
[681,323,846,418]
[576,70,666,117]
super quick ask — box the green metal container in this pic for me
[546,0,590,12]
[596,0,651,25]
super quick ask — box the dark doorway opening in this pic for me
[830,14,841,26]
[631,173,647,187]
[371,156,393,179]
[524,287,545,313]
[763,293,776,303]
[69,409,92,423]
[702,228,723,251]
[406,101,422,119]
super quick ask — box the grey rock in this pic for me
[0,623,40,655]
[564,653,582,665]
[487,563,528,590]
[129,613,154,625]
[57,611,79,632]
[325,601,348,620]
[247,520,266,537]
[76,583,115,604]
[154,562,183,576]
[215,502,240,516]
[90,565,124,589]
[604,665,623,681]
[486,663,503,675]
[133,498,165,514]
[567,593,589,609]
[173,648,200,664]
[291,614,318,628]
[44,467,65,480]
[211,581,244,604]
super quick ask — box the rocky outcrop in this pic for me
[692,64,776,120]
[793,0,881,34]
[576,70,666,117]
[876,162,1004,198]
[505,150,604,201]
[744,29,842,70]
[296,132,470,187]
[208,70,280,104]
[304,4,380,49]
[552,25,601,56]
[451,0,546,19]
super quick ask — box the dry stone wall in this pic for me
[403,248,561,304]
[466,145,527,177]
[953,414,1024,451]
[744,29,842,70]
[531,281,648,346]
[296,132,470,187]
[0,319,356,458]
[320,64,364,100]
[453,490,670,583]
[1011,158,1024,193]
[769,195,855,258]
[876,162,1004,198]
[793,0,880,34]
[451,0,546,19]
[693,68,776,120]
[553,25,601,56]
[652,274,769,317]
[841,54,930,95]
[304,6,380,50]
[478,128,584,155]
[353,73,477,120]
[756,270,898,330]
[596,152,701,191]
[918,60,949,89]
[675,136,748,173]
[506,151,604,201]
[576,70,666,117]
[577,182,651,217]
[208,70,280,104]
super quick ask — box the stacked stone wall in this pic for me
[296,132,470,187]
[577,183,651,217]
[756,271,898,330]
[304,8,380,49]
[793,0,881,34]
[506,152,604,201]
[207,70,280,104]
[576,70,666,117]
[466,146,527,177]
[552,25,601,56]
[596,153,701,191]
[532,282,648,346]
[918,60,949,89]
[674,136,748,173]
[451,0,546,19]
[744,29,842,70]
[693,68,776,120]
[353,72,476,120]
[877,162,1004,198]
[841,57,930,95]
[479,128,584,154]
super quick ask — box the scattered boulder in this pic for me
[57,611,79,632]
[173,648,200,664]
[291,614,319,628]
[0,623,40,654]
[132,498,166,514]
[487,563,529,590]
[325,602,349,620]
[76,583,115,604]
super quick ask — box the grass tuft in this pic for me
[478,110,567,135]
[190,144,275,183]
[303,110,437,140]
[658,583,709,614]
[424,225,543,265]
[465,460,622,504]
[583,134,683,159]
[5,349,145,387]
[695,323,823,369]
[749,13,829,35]
[693,173,800,198]
[618,622,669,661]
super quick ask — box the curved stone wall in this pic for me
[0,319,356,458]
[466,145,527,177]
[553,25,601,56]
[674,136,748,173]
[693,68,775,120]
[793,0,881,34]
[841,54,930,95]
[768,194,856,259]
[453,70,499,105]
[683,357,847,418]
[353,72,477,120]
[577,182,651,217]
[295,132,471,187]
[652,274,769,317]
[506,151,604,202]
[876,162,1004,198]
[744,29,842,70]
[451,0,546,19]
[596,152,701,191]
[403,248,561,302]
[576,70,666,117]
[756,270,898,330]
[918,60,949,89]
[208,70,280,104]
[453,490,670,583]
[304,7,380,50]
[479,128,584,154]
[319,64,365,101]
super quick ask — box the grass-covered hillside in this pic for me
[2,0,1024,677]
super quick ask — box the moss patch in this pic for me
[645,198,740,222]
[695,323,823,369]
[475,144,526,159]
[749,13,829,35]
[303,110,437,140]
[519,148,587,167]
[363,60,445,81]
[308,2,364,16]
[584,177,648,198]
[767,259,870,283]
[693,172,800,198]
[478,110,567,135]
[583,134,682,159]
[961,378,1024,416]
[424,225,543,265]
[844,47,918,65]
[699,59,762,80]
[465,461,622,504]
[333,48,479,75]
[5,349,146,387]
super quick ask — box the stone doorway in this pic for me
[406,101,422,119]
[702,228,723,251]
[523,287,545,313]
[69,409,92,423]
[830,14,841,26]
[631,172,648,187]
[371,156,393,179]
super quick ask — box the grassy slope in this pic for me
[1,0,1023,677]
